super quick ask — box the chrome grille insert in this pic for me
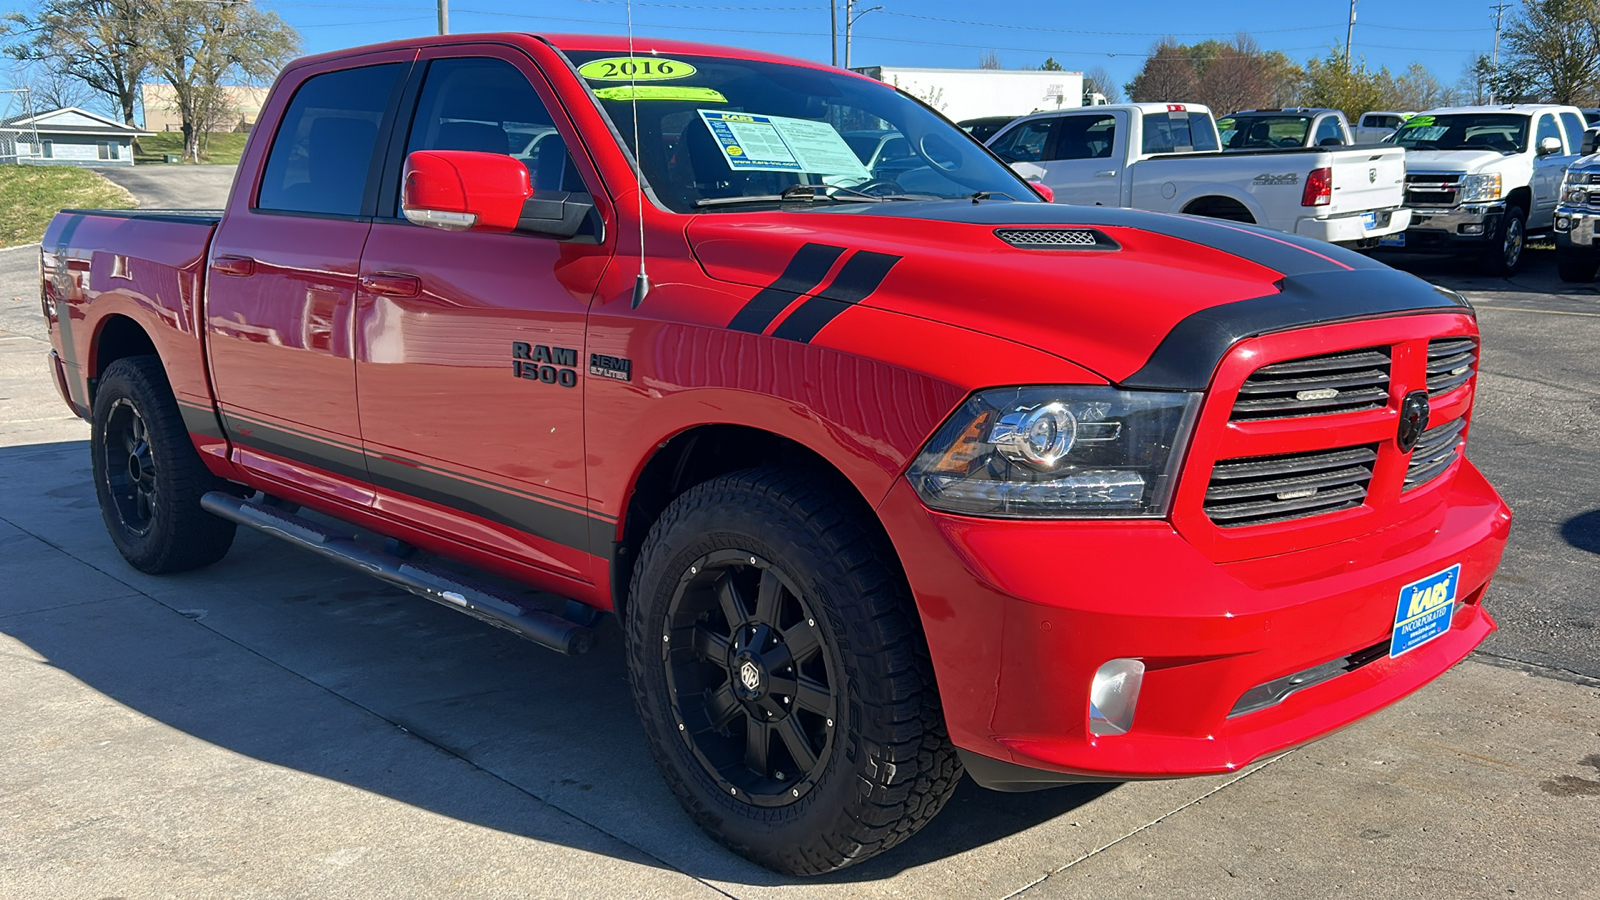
[1426,337,1477,398]
[1205,444,1379,527]
[1404,417,1466,491]
[1232,348,1391,421]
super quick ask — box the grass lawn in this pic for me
[0,166,136,247]
[134,131,249,166]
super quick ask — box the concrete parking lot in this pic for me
[1,238,1597,898]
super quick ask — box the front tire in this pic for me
[625,468,960,875]
[1479,205,1527,275]
[1557,248,1600,283]
[91,356,236,573]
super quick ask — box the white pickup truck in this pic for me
[988,102,1410,247]
[1389,104,1587,273]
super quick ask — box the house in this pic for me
[1,107,151,166]
[140,84,270,133]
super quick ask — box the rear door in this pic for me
[1011,111,1124,207]
[206,52,411,495]
[353,45,613,582]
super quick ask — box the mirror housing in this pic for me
[403,150,531,233]
[1537,136,1564,157]
[1583,129,1599,156]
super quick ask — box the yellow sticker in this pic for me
[591,85,727,103]
[578,57,696,82]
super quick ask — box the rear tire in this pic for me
[625,467,960,875]
[91,356,236,573]
[1557,248,1600,283]
[1479,205,1527,275]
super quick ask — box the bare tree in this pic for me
[1128,39,1201,103]
[2,0,153,125]
[10,60,99,111]
[1502,0,1600,104]
[1082,65,1123,103]
[978,50,1001,70]
[1199,35,1268,115]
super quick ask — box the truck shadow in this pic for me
[0,439,1115,887]
[1560,510,1600,555]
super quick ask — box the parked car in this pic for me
[988,102,1410,246]
[1581,108,1600,127]
[1552,131,1600,280]
[1354,110,1416,143]
[957,115,1017,142]
[841,128,921,179]
[40,34,1508,876]
[1219,108,1354,149]
[1389,104,1588,272]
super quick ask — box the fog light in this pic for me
[1558,216,1571,231]
[1088,658,1145,736]
[1460,223,1485,235]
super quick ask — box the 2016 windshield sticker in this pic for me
[697,110,871,179]
[593,85,726,103]
[578,57,696,81]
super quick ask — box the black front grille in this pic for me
[1205,444,1379,527]
[1426,337,1477,398]
[1404,173,1461,208]
[994,228,1119,250]
[1232,348,1391,421]
[1405,417,1465,491]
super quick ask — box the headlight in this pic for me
[1459,173,1502,203]
[1570,171,1597,185]
[907,387,1200,518]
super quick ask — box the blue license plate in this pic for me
[1362,211,1378,230]
[1379,233,1406,247]
[1390,564,1460,658]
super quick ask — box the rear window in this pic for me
[1220,114,1312,150]
[257,63,402,216]
[1143,111,1218,154]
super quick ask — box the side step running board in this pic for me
[200,491,593,654]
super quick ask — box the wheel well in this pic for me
[1183,196,1256,224]
[611,425,901,617]
[90,315,157,402]
[1505,186,1531,213]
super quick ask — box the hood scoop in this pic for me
[995,227,1121,251]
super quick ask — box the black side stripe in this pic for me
[176,400,226,441]
[727,242,846,333]
[771,250,902,344]
[223,412,373,484]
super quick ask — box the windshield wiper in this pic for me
[694,183,885,208]
[968,191,1017,203]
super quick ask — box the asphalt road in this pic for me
[1,238,1597,898]
[96,164,237,210]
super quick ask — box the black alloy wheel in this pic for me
[101,397,159,537]
[663,550,836,806]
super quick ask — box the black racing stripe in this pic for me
[770,251,902,343]
[822,202,1384,277]
[1121,268,1473,391]
[727,242,847,333]
[223,413,373,484]
[366,454,594,555]
[176,401,225,441]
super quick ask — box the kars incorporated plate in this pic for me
[1390,564,1460,658]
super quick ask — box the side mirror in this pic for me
[403,150,531,233]
[1583,129,1599,156]
[1537,136,1564,157]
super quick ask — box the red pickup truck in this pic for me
[41,33,1510,875]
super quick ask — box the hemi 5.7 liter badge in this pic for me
[590,353,632,381]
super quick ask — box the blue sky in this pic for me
[3,0,1502,102]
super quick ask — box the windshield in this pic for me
[564,50,1035,213]
[1393,114,1529,153]
[1218,115,1313,149]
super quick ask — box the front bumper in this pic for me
[878,460,1510,785]
[1401,204,1503,247]
[1295,207,1411,243]
[1555,205,1598,250]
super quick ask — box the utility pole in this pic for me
[1344,0,1357,70]
[830,0,838,67]
[1489,1,1512,104]
[844,0,882,70]
[437,0,448,35]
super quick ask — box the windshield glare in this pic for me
[1394,114,1529,153]
[564,50,1035,212]
[1219,115,1313,149]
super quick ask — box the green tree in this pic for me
[1502,0,1600,104]
[146,0,299,161]
[2,0,154,125]
[1302,49,1392,119]
[1038,57,1064,72]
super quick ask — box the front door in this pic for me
[206,55,410,494]
[354,48,612,581]
[1531,112,1574,229]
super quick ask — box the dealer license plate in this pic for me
[1362,211,1378,230]
[1390,564,1460,658]
[1379,233,1406,247]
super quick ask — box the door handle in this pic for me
[1094,170,1118,178]
[359,272,421,298]
[211,255,256,277]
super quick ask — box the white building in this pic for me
[852,67,1087,122]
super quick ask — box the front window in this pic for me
[1220,114,1313,150]
[1394,114,1530,153]
[564,50,1036,213]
